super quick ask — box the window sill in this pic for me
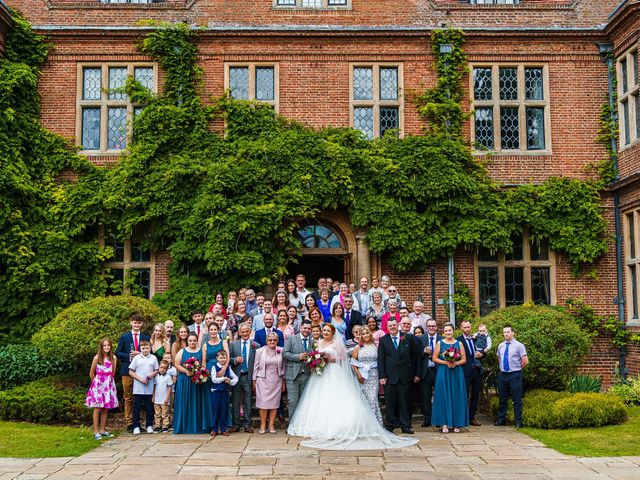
[473,150,552,156]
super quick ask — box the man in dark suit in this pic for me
[343,295,362,339]
[378,318,419,434]
[115,314,150,432]
[229,323,258,432]
[458,320,482,426]
[254,313,284,347]
[418,319,442,427]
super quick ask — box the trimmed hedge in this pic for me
[0,374,92,424]
[0,344,68,390]
[480,304,593,391]
[491,389,627,429]
[32,295,177,366]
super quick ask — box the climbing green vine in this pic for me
[0,20,612,332]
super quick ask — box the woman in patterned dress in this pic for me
[350,327,383,424]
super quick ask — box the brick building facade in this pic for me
[4,0,640,384]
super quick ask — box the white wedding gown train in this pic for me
[287,345,418,450]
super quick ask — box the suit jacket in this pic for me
[254,328,285,348]
[417,333,442,379]
[229,339,258,379]
[283,334,314,380]
[115,331,151,375]
[352,290,369,316]
[343,309,363,339]
[253,346,285,380]
[188,323,205,335]
[457,334,480,378]
[377,332,418,385]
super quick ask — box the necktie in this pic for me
[393,336,398,349]
[346,311,350,324]
[303,337,308,351]
[259,308,263,315]
[503,342,511,372]
[430,336,434,352]
[196,324,200,337]
[133,333,139,351]
[241,341,248,372]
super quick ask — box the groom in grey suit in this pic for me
[283,320,314,419]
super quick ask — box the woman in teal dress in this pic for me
[173,332,212,434]
[201,323,231,431]
[431,322,469,433]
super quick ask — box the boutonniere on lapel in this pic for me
[276,347,282,354]
[399,335,405,344]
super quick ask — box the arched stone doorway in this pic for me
[289,213,373,286]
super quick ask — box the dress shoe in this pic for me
[493,421,506,426]
[221,431,230,436]
[126,424,134,433]
[244,427,254,433]
[385,425,395,432]
[421,421,431,428]
[470,419,482,427]
[210,431,217,437]
[229,427,239,433]
[401,427,414,434]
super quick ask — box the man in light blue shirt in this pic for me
[495,325,528,428]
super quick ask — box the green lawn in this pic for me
[0,421,104,458]
[521,406,640,457]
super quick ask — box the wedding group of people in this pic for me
[84,274,528,450]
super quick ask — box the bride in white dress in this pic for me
[287,323,418,450]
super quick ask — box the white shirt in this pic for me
[153,372,173,404]
[129,353,159,395]
[330,295,360,312]
[210,362,239,386]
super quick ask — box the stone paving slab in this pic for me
[1,423,639,480]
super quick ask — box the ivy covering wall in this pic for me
[0,19,611,336]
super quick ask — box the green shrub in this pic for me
[0,374,92,424]
[568,374,602,393]
[490,389,627,428]
[480,304,593,391]
[609,374,640,406]
[32,295,177,366]
[0,344,69,390]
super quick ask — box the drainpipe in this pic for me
[599,42,627,380]
[448,255,456,327]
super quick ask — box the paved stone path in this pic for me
[2,424,640,480]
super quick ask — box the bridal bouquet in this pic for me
[442,347,461,364]
[184,357,210,384]
[305,350,328,375]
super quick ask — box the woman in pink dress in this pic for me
[252,332,285,434]
[85,337,119,440]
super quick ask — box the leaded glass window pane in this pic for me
[132,268,151,299]
[380,67,398,100]
[229,67,249,100]
[297,225,342,249]
[623,100,630,146]
[473,68,492,101]
[353,67,373,101]
[354,107,373,140]
[505,267,524,306]
[499,67,518,101]
[107,232,125,262]
[277,0,296,4]
[255,67,275,101]
[525,67,544,100]
[526,107,545,150]
[302,0,322,6]
[500,107,520,149]
[622,58,629,93]
[108,67,128,100]
[134,106,144,118]
[474,108,494,149]
[531,267,550,305]
[479,267,499,316]
[635,95,640,141]
[629,213,636,259]
[83,68,102,100]
[134,67,154,91]
[82,108,101,150]
[328,0,347,4]
[634,52,639,85]
[107,107,127,150]
[505,231,523,261]
[380,107,399,137]
[631,266,639,319]
[530,237,549,261]
[132,242,151,262]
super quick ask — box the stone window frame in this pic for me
[475,229,556,316]
[273,0,351,10]
[470,63,551,154]
[224,63,280,112]
[624,208,640,325]
[98,225,155,299]
[349,63,404,139]
[617,48,640,149]
[76,62,157,154]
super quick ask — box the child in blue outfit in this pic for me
[209,350,238,437]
